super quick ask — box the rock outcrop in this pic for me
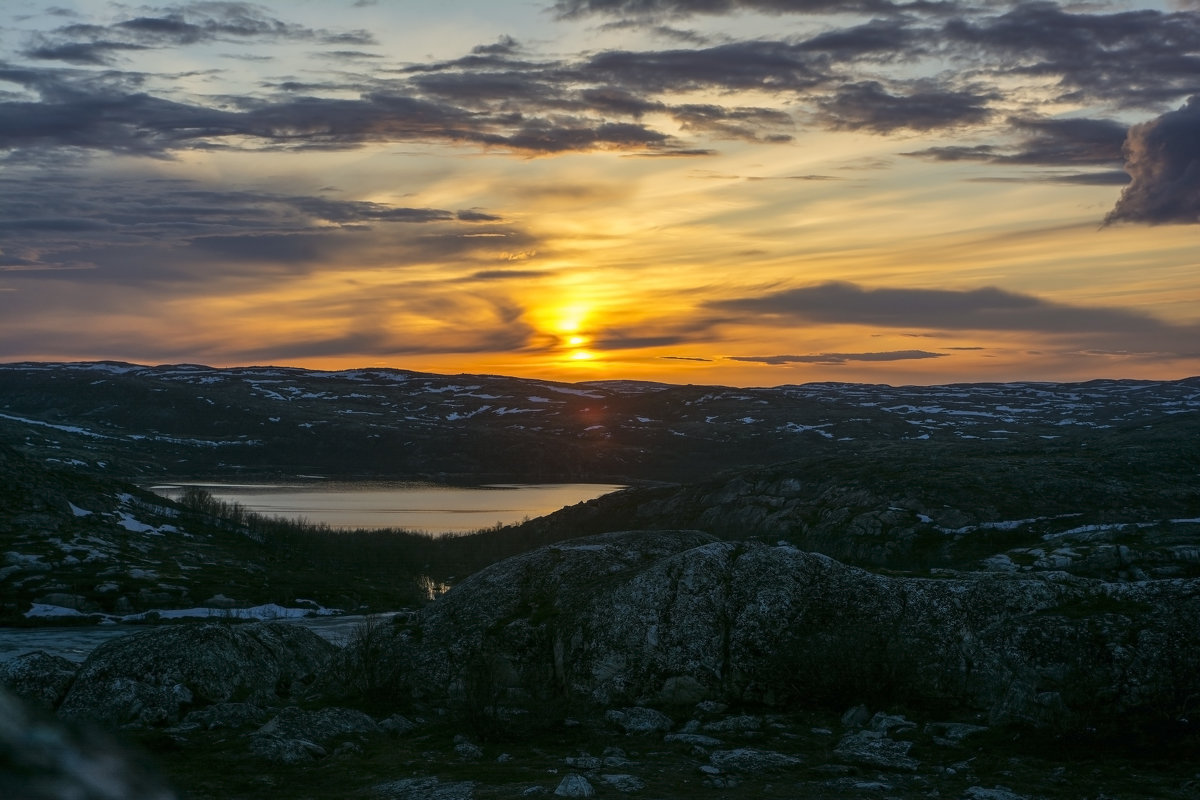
[58,622,336,727]
[0,650,78,709]
[387,530,1200,732]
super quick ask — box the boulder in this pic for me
[384,531,1200,733]
[0,650,78,709]
[709,748,803,772]
[58,622,336,727]
[834,731,919,771]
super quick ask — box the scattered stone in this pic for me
[497,752,514,763]
[601,773,646,792]
[605,707,673,734]
[834,731,919,772]
[453,736,484,760]
[709,748,803,772]
[0,650,78,709]
[694,700,727,715]
[565,754,601,769]
[553,774,595,797]
[663,732,723,747]
[372,776,475,799]
[964,787,1029,800]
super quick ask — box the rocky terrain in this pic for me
[2,362,1198,797]
[3,530,1198,798]
[1,361,1197,483]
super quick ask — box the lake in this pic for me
[149,481,625,534]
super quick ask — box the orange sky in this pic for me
[1,1,1197,386]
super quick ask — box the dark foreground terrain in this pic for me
[2,363,1199,798]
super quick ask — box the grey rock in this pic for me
[0,685,177,799]
[835,731,919,772]
[381,530,1200,733]
[371,777,475,800]
[0,650,78,709]
[605,706,673,734]
[600,774,646,792]
[664,732,723,747]
[58,622,335,727]
[964,788,1029,800]
[553,774,595,797]
[455,740,484,760]
[565,754,602,769]
[709,748,803,772]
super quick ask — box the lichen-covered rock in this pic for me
[255,705,380,741]
[834,731,919,771]
[0,650,78,709]
[386,531,1200,733]
[709,748,804,772]
[58,622,336,727]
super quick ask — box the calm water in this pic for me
[150,481,624,534]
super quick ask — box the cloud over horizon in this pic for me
[1,1,1198,384]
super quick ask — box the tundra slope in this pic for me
[1,361,1196,482]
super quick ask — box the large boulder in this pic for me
[58,622,336,727]
[390,531,1200,732]
[0,650,78,709]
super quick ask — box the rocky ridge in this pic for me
[4,532,1198,798]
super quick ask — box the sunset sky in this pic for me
[1,0,1198,386]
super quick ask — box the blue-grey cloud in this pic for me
[1105,95,1200,225]
[552,0,952,19]
[815,80,992,133]
[730,350,946,365]
[23,2,375,65]
[709,281,1185,335]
